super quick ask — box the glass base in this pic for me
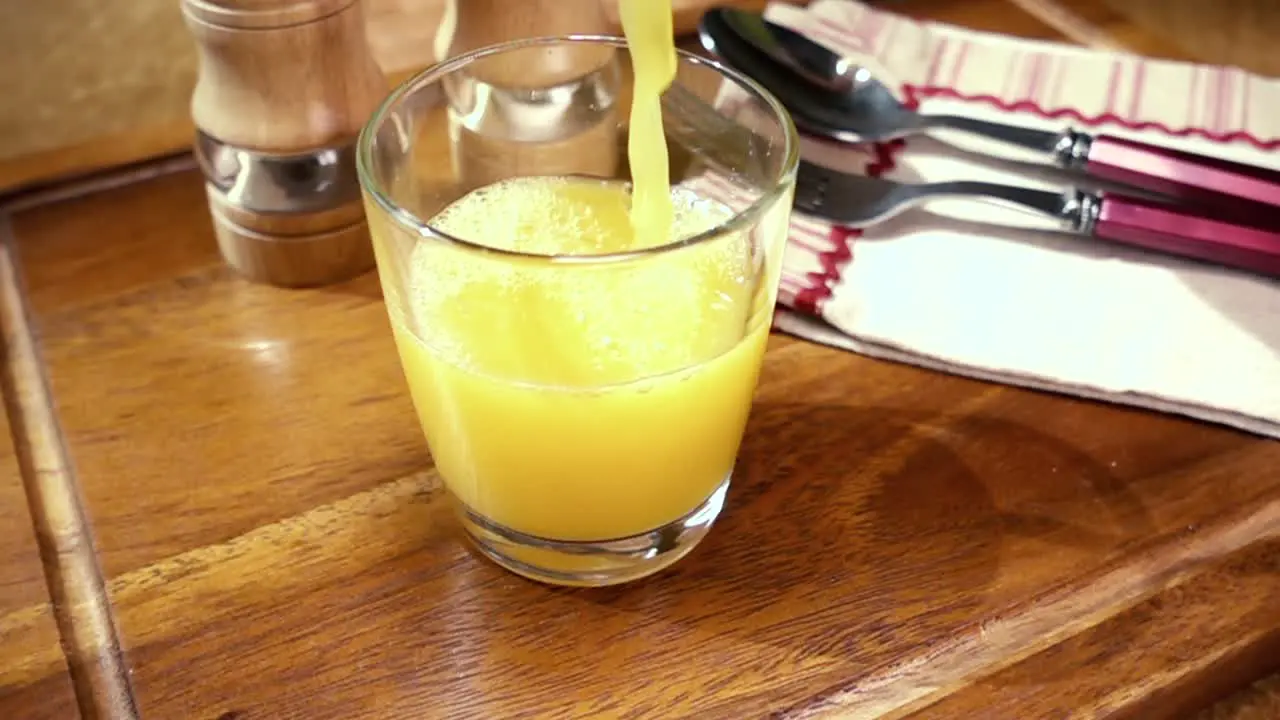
[457,476,730,587]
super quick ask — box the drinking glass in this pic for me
[357,36,797,586]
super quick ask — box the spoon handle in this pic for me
[1080,134,1280,226]
[923,114,1084,167]
[924,117,1280,227]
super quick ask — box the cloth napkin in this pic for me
[719,0,1280,438]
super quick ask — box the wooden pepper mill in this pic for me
[435,0,614,68]
[435,0,623,189]
[181,0,387,287]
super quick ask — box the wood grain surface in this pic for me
[0,247,80,717]
[1014,0,1280,75]
[1,0,1278,718]
[0,219,138,720]
[1,167,1278,717]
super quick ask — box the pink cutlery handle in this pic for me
[1086,135,1280,218]
[1093,193,1280,278]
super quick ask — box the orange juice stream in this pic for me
[384,1,771,541]
[619,0,676,245]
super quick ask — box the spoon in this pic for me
[697,7,1280,216]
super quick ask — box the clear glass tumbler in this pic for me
[357,36,797,586]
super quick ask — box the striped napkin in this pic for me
[717,0,1280,438]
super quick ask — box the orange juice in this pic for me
[619,0,677,244]
[384,176,770,540]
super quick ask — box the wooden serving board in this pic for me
[2,1,1279,718]
[0,162,1278,720]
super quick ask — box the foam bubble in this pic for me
[404,177,757,385]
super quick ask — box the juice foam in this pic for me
[403,176,758,389]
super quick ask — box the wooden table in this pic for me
[1,1,1278,718]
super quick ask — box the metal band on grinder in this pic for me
[195,131,363,215]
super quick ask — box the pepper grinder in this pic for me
[435,0,614,67]
[181,0,387,287]
[435,0,623,189]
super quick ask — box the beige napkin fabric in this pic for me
[697,0,1280,438]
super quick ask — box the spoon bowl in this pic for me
[698,7,1081,162]
[698,7,924,143]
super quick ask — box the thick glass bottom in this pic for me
[457,475,730,587]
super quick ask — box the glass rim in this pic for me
[355,34,799,264]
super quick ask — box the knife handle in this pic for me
[1090,192,1280,278]
[1084,135,1280,222]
